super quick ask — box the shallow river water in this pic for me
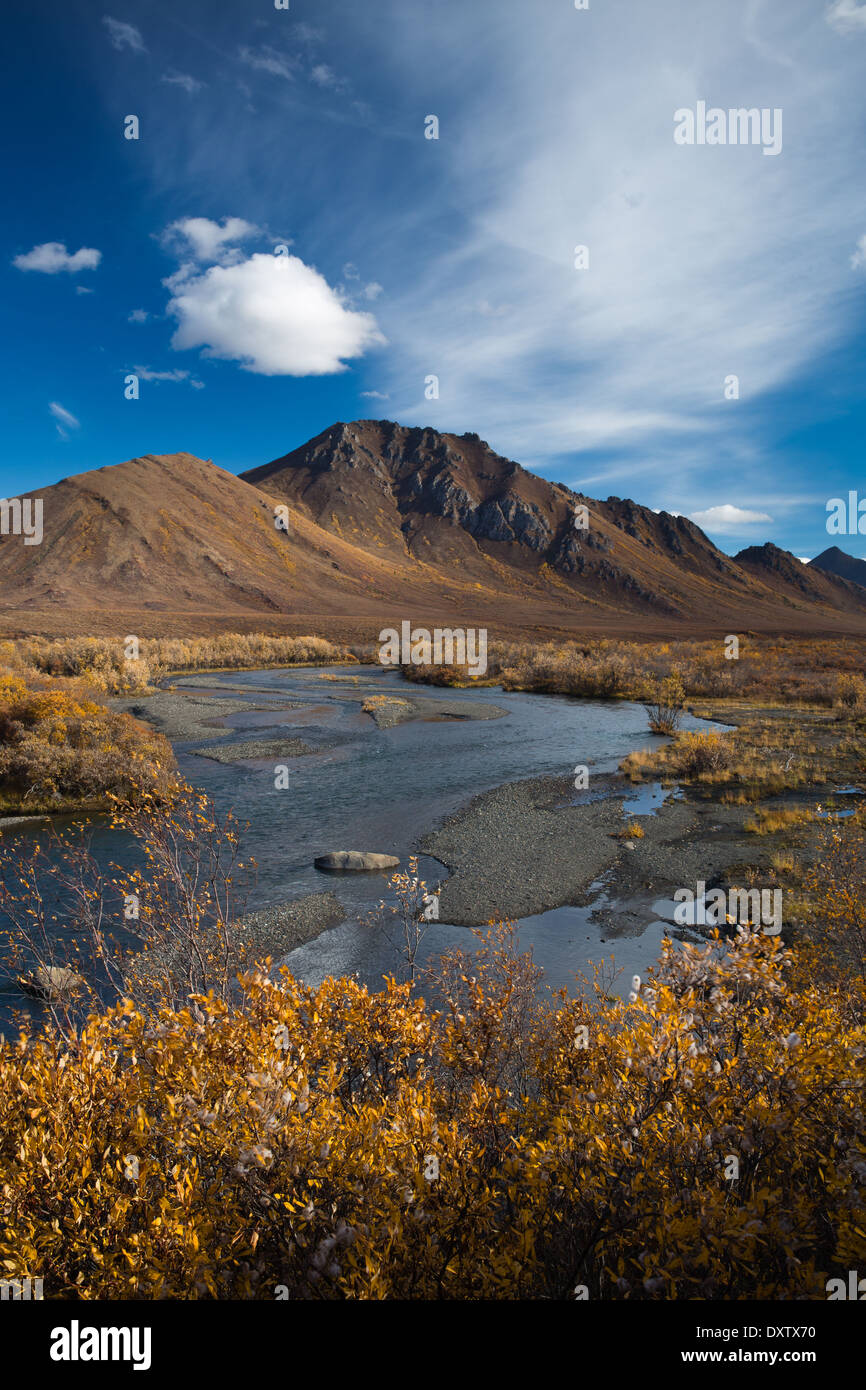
[1,665,722,1020]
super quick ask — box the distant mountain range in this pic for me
[1,420,864,638]
[809,545,866,590]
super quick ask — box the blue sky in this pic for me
[3,0,866,559]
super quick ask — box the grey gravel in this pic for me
[131,891,346,986]
[111,691,298,742]
[363,694,508,729]
[421,773,773,928]
[189,737,317,763]
[235,891,346,958]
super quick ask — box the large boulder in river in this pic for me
[314,851,400,872]
[18,965,85,1000]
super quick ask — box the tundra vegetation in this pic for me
[402,634,866,801]
[0,675,175,814]
[0,634,863,1299]
[0,784,862,1301]
[0,634,353,696]
[403,634,866,708]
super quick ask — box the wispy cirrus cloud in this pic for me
[310,64,350,94]
[826,1,866,33]
[237,45,299,81]
[49,401,80,439]
[102,16,146,53]
[132,365,204,388]
[357,0,866,522]
[161,71,205,95]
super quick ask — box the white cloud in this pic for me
[162,71,205,95]
[797,556,812,563]
[49,401,80,439]
[851,234,866,269]
[689,504,773,532]
[164,252,385,376]
[13,242,101,274]
[102,16,146,53]
[132,365,203,387]
[363,282,384,301]
[162,217,260,265]
[128,308,150,323]
[311,64,350,93]
[238,45,298,80]
[76,286,94,295]
[361,390,390,401]
[826,1,866,33]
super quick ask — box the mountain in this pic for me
[0,423,864,638]
[0,452,400,637]
[734,542,866,610]
[241,420,866,631]
[809,545,866,590]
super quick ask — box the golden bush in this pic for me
[0,919,862,1300]
[0,681,175,813]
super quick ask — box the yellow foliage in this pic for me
[0,921,862,1300]
[0,679,175,813]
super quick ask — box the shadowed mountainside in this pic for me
[810,545,866,590]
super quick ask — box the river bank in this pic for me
[119,675,848,961]
[7,666,852,1009]
[418,770,769,927]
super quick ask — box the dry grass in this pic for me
[361,695,411,713]
[745,807,814,835]
[406,635,866,709]
[621,713,866,802]
[0,634,355,697]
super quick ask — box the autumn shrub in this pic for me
[0,633,354,697]
[642,674,685,734]
[804,813,866,980]
[835,672,866,713]
[0,783,260,1034]
[0,678,175,813]
[622,730,737,785]
[411,635,866,709]
[616,820,645,839]
[0,919,862,1301]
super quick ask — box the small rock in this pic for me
[18,965,85,1000]
[314,851,400,872]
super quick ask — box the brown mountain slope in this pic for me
[736,542,866,611]
[0,426,863,639]
[0,452,412,622]
[241,420,866,629]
